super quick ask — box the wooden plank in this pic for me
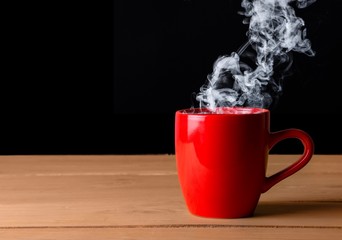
[0,227,341,240]
[0,155,341,229]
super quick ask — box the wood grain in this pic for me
[0,155,341,239]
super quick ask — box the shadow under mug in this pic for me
[175,107,314,218]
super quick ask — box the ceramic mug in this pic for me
[175,107,314,218]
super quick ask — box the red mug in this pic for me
[175,107,314,218]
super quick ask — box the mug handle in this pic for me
[261,129,314,193]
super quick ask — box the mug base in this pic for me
[189,210,255,219]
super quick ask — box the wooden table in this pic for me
[0,155,341,239]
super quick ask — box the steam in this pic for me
[196,0,316,110]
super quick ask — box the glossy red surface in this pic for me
[175,107,314,218]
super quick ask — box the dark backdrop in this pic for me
[1,0,341,154]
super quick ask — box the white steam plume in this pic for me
[196,0,316,110]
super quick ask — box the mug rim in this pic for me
[176,107,269,115]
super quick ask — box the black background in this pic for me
[1,0,341,154]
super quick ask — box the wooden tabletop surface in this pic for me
[0,154,341,239]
